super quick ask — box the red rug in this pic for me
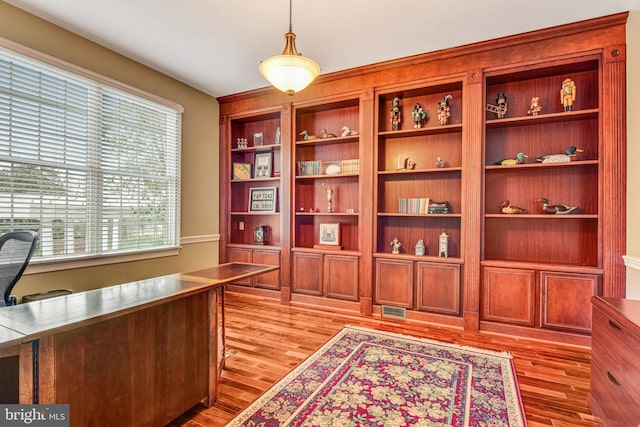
[227,325,527,426]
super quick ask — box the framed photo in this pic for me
[253,132,264,147]
[248,187,277,213]
[318,223,341,246]
[254,152,272,178]
[232,162,251,180]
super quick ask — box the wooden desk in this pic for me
[0,262,277,426]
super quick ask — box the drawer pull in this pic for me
[608,320,623,331]
[607,371,621,386]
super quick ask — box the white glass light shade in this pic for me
[259,54,320,95]
[259,31,320,95]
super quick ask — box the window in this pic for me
[0,44,182,268]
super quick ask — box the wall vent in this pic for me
[381,305,407,319]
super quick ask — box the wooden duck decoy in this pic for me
[494,152,527,166]
[299,130,318,140]
[320,129,336,138]
[539,198,579,214]
[501,200,526,214]
[341,126,359,137]
[536,146,583,163]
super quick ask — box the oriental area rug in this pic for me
[226,326,527,427]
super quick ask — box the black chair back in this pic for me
[0,231,38,307]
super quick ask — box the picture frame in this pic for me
[248,187,277,213]
[318,222,341,246]
[232,162,251,180]
[254,152,272,178]
[253,132,264,147]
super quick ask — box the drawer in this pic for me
[590,358,640,426]
[591,309,640,396]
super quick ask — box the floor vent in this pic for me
[381,305,407,319]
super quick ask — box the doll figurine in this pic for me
[527,97,542,116]
[391,237,401,254]
[437,95,452,125]
[391,97,401,130]
[412,103,428,128]
[561,78,576,111]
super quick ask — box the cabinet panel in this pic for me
[416,262,460,315]
[227,247,253,286]
[324,255,358,301]
[375,258,413,308]
[482,267,535,326]
[540,271,598,333]
[253,249,281,290]
[292,252,323,296]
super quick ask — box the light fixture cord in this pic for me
[289,0,293,32]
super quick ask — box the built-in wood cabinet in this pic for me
[221,108,286,294]
[373,80,464,324]
[219,13,627,343]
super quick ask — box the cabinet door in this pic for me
[324,254,358,301]
[540,271,599,333]
[416,262,460,315]
[375,258,413,308]
[482,267,535,326]
[292,252,323,296]
[227,247,253,286]
[253,249,281,290]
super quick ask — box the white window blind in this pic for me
[0,45,182,264]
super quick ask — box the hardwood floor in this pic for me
[168,292,597,427]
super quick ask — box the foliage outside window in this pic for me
[0,45,182,264]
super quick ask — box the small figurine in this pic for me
[275,127,281,144]
[326,185,334,213]
[539,198,579,215]
[299,130,318,140]
[391,237,401,254]
[415,239,425,256]
[391,97,401,130]
[236,138,248,149]
[341,126,359,136]
[561,78,576,112]
[439,230,448,258]
[501,200,526,214]
[494,152,527,166]
[412,103,429,128]
[527,97,542,116]
[320,129,336,138]
[536,146,583,163]
[437,95,452,125]
[485,93,508,118]
[436,157,444,168]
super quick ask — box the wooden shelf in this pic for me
[485,109,598,128]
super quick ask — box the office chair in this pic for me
[0,231,38,307]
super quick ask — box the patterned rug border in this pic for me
[226,325,527,426]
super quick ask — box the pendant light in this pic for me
[259,0,320,95]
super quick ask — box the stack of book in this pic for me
[296,159,360,176]
[428,201,450,214]
[398,198,430,214]
[340,159,360,174]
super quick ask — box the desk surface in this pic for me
[0,262,277,349]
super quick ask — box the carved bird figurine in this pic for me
[501,200,526,214]
[299,130,318,140]
[494,152,527,166]
[320,129,336,138]
[341,126,359,137]
[536,146,583,163]
[539,198,579,214]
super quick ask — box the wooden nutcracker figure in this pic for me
[561,78,576,112]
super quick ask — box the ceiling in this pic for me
[6,0,639,98]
